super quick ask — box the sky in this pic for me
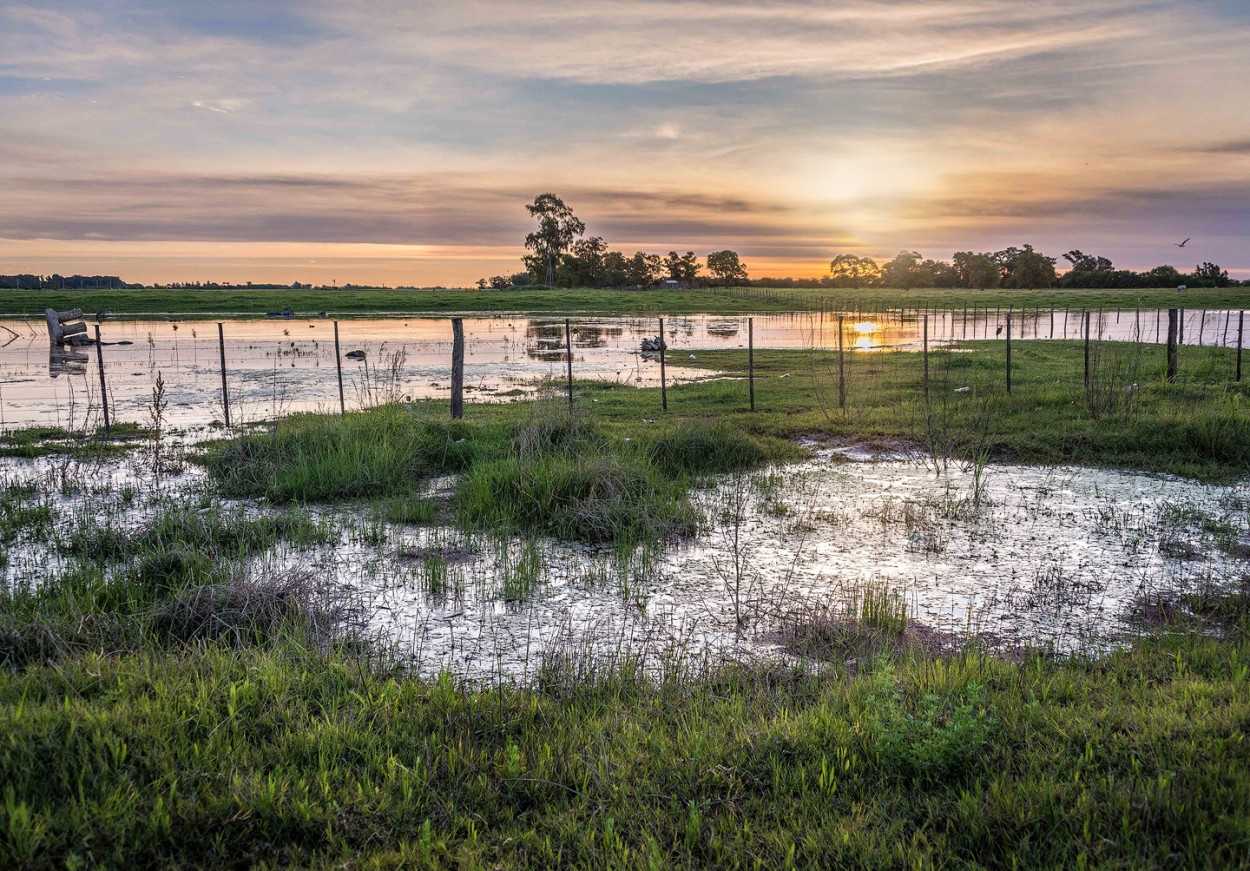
[2,0,1249,286]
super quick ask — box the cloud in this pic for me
[0,0,1248,280]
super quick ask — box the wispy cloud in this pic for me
[1,0,1248,282]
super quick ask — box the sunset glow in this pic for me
[2,1,1249,284]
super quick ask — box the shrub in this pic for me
[456,454,698,545]
[647,421,771,478]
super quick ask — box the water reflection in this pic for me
[48,348,89,378]
[1,309,1243,431]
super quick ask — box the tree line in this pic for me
[825,248,1235,290]
[480,193,1240,290]
[0,274,139,290]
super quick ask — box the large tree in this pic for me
[1063,250,1113,272]
[706,250,749,284]
[665,251,701,285]
[880,251,930,289]
[523,193,585,287]
[953,252,1001,289]
[561,236,608,287]
[626,252,663,287]
[827,254,880,288]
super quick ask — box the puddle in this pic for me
[4,450,1246,681]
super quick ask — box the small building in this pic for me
[662,279,681,288]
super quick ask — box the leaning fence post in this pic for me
[1006,312,1013,394]
[564,318,574,408]
[1166,308,1179,383]
[1235,310,1243,382]
[333,320,345,415]
[748,316,755,412]
[659,317,668,413]
[217,322,231,428]
[922,313,929,399]
[93,324,110,433]
[450,318,464,420]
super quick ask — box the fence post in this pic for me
[837,315,846,409]
[333,320,345,415]
[1083,311,1091,388]
[748,316,755,412]
[1236,310,1243,382]
[659,317,668,413]
[93,324,110,433]
[564,318,574,409]
[1006,312,1012,394]
[217,322,231,428]
[450,318,464,420]
[1166,308,1179,383]
[922,313,929,399]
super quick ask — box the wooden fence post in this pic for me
[1006,312,1012,394]
[1236,310,1243,383]
[1167,308,1179,383]
[93,324,110,432]
[333,320,345,415]
[564,318,574,409]
[659,317,668,413]
[748,316,755,412]
[217,322,231,428]
[450,318,464,419]
[837,315,846,410]
[1083,311,1091,388]
[452,317,467,419]
[922,313,929,399]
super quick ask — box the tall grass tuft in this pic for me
[204,406,477,501]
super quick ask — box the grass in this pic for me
[204,407,478,501]
[0,285,1245,318]
[0,423,148,460]
[1,503,336,668]
[0,599,1247,867]
[2,350,1250,865]
[202,403,785,546]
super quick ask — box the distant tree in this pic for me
[665,251,701,285]
[706,250,749,284]
[1191,262,1230,287]
[1011,250,1058,289]
[626,252,663,286]
[524,193,585,286]
[994,244,1057,289]
[880,251,930,289]
[475,278,488,289]
[958,253,1001,289]
[488,275,510,290]
[561,236,609,287]
[600,251,629,287]
[509,272,531,286]
[1145,265,1183,286]
[1063,250,1113,272]
[827,254,880,288]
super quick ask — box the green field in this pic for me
[1,285,1247,319]
[2,339,1249,867]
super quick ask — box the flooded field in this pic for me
[1,308,1242,430]
[5,444,1246,680]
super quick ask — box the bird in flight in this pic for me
[1174,237,1191,248]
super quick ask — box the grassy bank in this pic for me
[1,594,1247,867]
[198,338,1250,488]
[1,285,1246,319]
